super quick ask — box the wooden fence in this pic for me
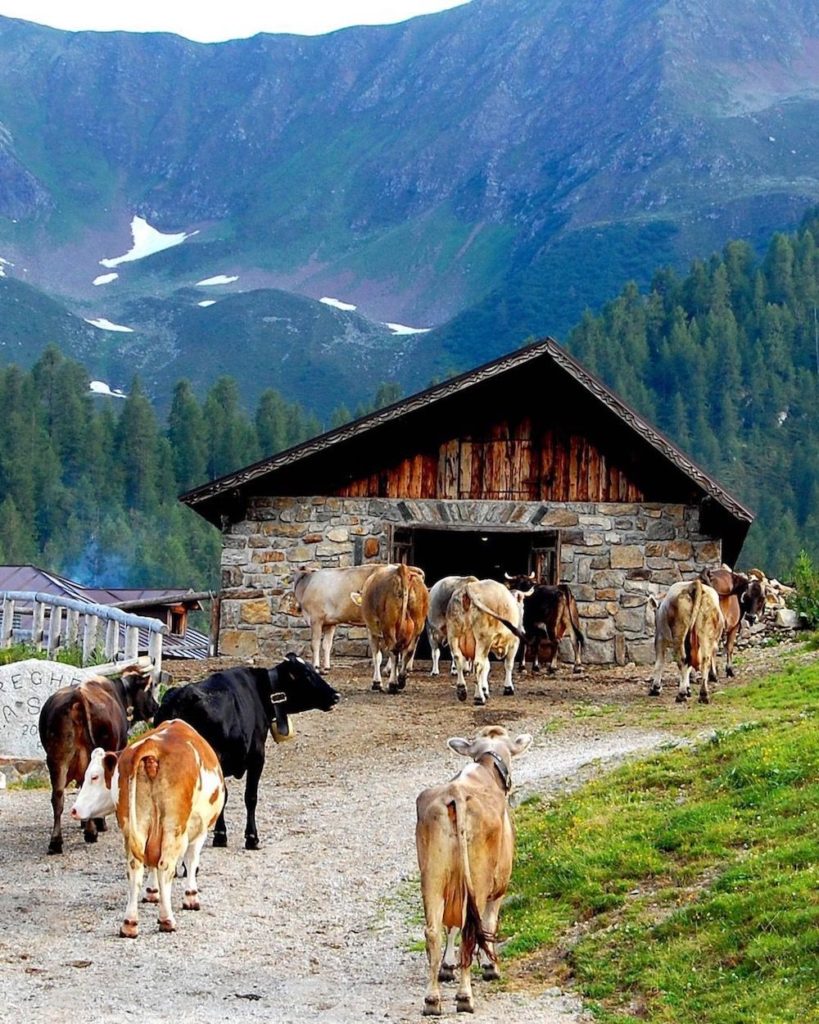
[0,591,167,681]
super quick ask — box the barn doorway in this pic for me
[389,526,559,661]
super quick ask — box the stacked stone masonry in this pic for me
[219,497,720,666]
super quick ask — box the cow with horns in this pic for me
[503,573,585,674]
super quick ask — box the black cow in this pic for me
[503,574,585,674]
[154,654,340,849]
[38,669,158,854]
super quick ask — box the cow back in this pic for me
[296,564,386,626]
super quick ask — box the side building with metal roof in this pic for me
[181,338,753,666]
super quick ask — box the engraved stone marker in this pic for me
[0,660,104,759]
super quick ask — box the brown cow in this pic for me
[701,568,766,678]
[38,669,158,854]
[504,573,585,673]
[351,563,429,693]
[416,725,532,1016]
[649,579,724,703]
[70,719,226,938]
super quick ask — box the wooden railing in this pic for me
[0,591,167,681]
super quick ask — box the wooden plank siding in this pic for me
[335,419,645,502]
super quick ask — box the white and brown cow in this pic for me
[71,718,225,938]
[426,575,479,676]
[445,579,529,705]
[416,725,532,1016]
[351,562,429,693]
[293,564,386,670]
[649,578,725,703]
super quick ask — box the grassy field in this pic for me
[503,648,819,1023]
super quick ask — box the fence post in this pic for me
[82,614,99,664]
[1,597,14,648]
[47,605,64,656]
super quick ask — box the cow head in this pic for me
[268,654,340,721]
[504,571,537,592]
[70,747,118,822]
[120,668,160,725]
[447,726,532,789]
[739,578,766,626]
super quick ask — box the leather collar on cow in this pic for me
[483,750,512,793]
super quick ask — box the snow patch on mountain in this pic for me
[198,299,217,307]
[93,273,119,286]
[85,318,134,333]
[100,217,196,268]
[0,256,12,277]
[384,322,431,335]
[320,296,357,311]
[89,380,127,398]
[196,274,239,286]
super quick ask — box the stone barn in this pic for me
[181,338,752,666]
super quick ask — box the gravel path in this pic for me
[0,652,783,1024]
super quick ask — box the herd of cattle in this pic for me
[30,559,788,1015]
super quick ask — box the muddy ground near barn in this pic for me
[0,641,811,1024]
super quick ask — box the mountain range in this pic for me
[2,0,819,415]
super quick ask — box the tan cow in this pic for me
[445,578,528,705]
[426,575,479,676]
[649,578,725,703]
[293,564,386,670]
[71,719,225,937]
[416,725,532,1016]
[351,563,429,693]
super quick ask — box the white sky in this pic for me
[0,1,471,42]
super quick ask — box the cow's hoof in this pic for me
[94,817,108,832]
[438,964,455,983]
[648,685,662,697]
[245,835,260,851]
[531,665,540,674]
[388,681,399,695]
[726,667,735,678]
[213,833,228,848]
[502,686,514,696]
[83,829,98,844]
[119,920,139,939]
[698,693,711,705]
[457,686,467,703]
[546,667,556,676]
[371,679,381,691]
[158,917,177,933]
[573,666,583,675]
[473,697,486,707]
[142,888,160,904]
[675,692,689,703]
[183,891,201,911]
[47,839,63,855]
[422,997,442,1016]
[456,995,475,1013]
[482,963,501,982]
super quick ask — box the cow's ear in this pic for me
[102,752,118,786]
[447,737,473,758]
[350,591,363,606]
[510,733,533,756]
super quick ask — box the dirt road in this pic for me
[0,650,796,1023]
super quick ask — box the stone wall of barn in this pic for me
[217,496,721,666]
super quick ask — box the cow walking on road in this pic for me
[416,725,532,1016]
[154,655,339,849]
[70,719,225,938]
[38,668,158,854]
[650,578,724,703]
[351,563,429,694]
[445,579,529,705]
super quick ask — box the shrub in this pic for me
[789,550,819,629]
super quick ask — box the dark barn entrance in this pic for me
[390,526,559,661]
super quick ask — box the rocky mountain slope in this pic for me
[2,0,819,413]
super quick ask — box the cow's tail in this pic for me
[127,746,163,867]
[559,585,586,649]
[684,579,705,664]
[449,797,495,969]
[463,585,527,642]
[395,562,413,653]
